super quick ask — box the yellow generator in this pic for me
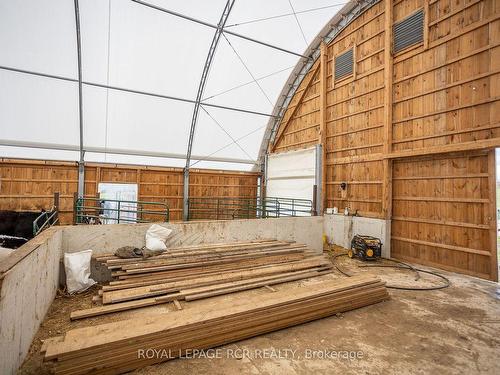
[348,235,382,261]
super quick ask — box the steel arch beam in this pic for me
[0,139,256,165]
[0,65,275,118]
[131,0,309,59]
[182,0,235,221]
[74,0,85,197]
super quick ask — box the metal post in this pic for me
[117,200,121,224]
[74,0,85,198]
[184,0,235,167]
[95,192,100,220]
[73,192,78,224]
[314,144,323,215]
[77,162,85,198]
[257,175,262,218]
[183,1,235,221]
[263,154,269,218]
[312,185,318,216]
[182,168,189,221]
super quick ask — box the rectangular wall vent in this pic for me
[334,48,353,80]
[394,9,424,53]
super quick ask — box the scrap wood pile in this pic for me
[43,275,389,375]
[71,239,334,320]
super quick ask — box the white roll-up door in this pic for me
[266,146,320,215]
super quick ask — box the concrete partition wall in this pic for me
[323,214,391,258]
[62,216,324,255]
[0,216,323,374]
[0,228,62,375]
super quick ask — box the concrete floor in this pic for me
[20,255,500,375]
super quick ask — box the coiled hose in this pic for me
[328,250,450,291]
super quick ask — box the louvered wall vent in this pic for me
[394,9,424,53]
[334,48,353,80]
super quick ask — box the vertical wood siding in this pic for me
[269,0,499,280]
[0,159,259,224]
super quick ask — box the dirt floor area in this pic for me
[19,252,500,375]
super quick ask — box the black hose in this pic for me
[360,262,451,291]
[375,258,420,281]
[327,249,450,291]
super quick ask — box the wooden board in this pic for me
[79,240,334,318]
[45,276,389,375]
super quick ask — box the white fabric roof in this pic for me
[0,0,347,171]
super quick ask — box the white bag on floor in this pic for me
[145,224,172,251]
[64,250,96,294]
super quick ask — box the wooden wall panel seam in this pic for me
[393,70,500,104]
[393,42,500,84]
[428,0,482,27]
[393,97,500,124]
[393,122,500,145]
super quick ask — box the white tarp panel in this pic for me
[0,0,346,170]
[266,147,316,201]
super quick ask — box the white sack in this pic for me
[145,224,172,251]
[64,250,96,294]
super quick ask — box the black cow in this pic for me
[0,210,42,248]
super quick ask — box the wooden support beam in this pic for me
[382,0,393,220]
[388,138,500,159]
[319,41,328,214]
[488,150,498,281]
[423,0,429,49]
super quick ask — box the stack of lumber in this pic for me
[44,275,388,375]
[71,240,333,320]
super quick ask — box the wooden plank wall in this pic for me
[392,0,500,153]
[269,0,500,280]
[0,159,79,225]
[392,151,496,279]
[0,159,259,224]
[390,0,499,280]
[271,61,321,153]
[273,1,386,218]
[324,1,386,218]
